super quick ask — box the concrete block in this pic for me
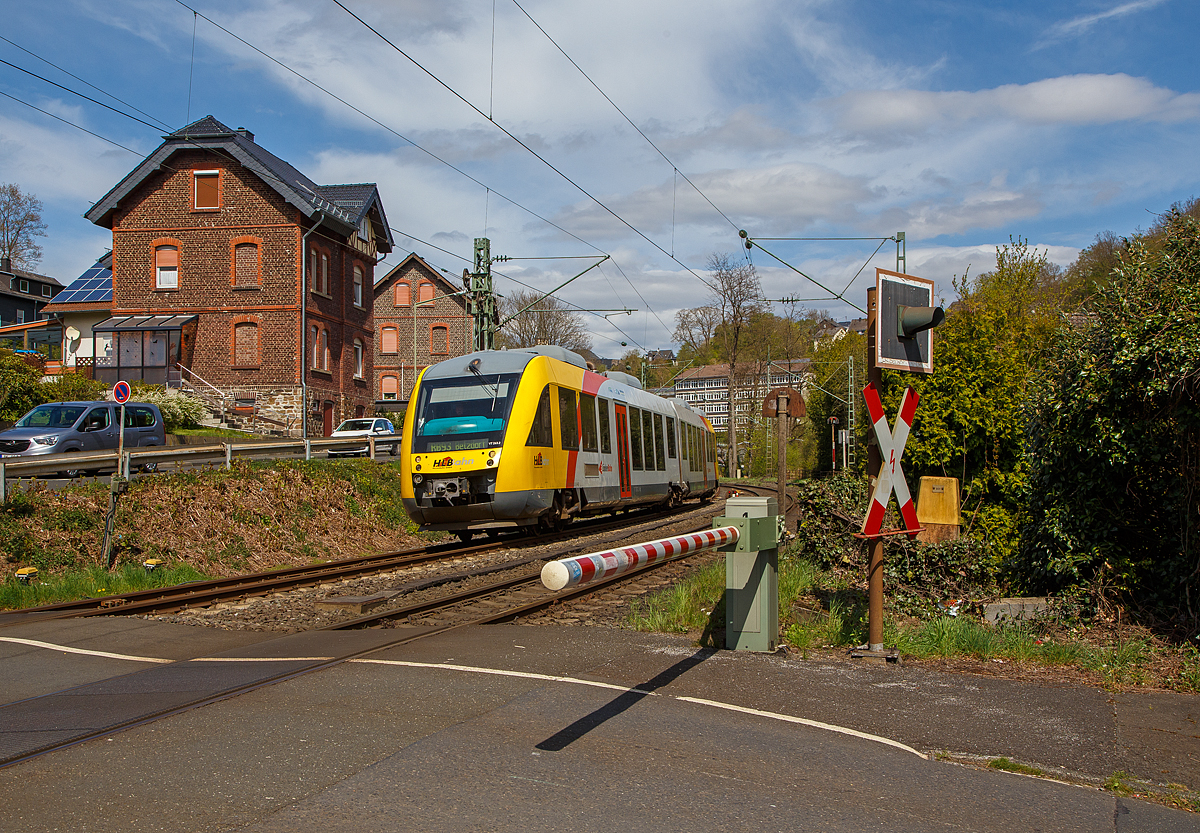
[983,597,1049,625]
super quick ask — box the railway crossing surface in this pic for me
[0,617,1196,831]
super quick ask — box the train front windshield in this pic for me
[412,374,520,453]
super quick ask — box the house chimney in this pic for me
[235,127,254,142]
[0,256,10,273]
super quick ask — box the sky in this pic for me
[1,0,1198,357]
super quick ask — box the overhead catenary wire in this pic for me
[328,0,719,300]
[0,35,172,130]
[3,7,675,345]
[507,0,743,236]
[170,0,673,340]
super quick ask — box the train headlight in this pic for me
[486,459,494,466]
[413,473,423,485]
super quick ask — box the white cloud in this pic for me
[832,74,1200,134]
[1041,0,1169,44]
[550,162,876,240]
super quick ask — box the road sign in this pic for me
[112,380,131,404]
[875,268,940,374]
[861,382,920,538]
[762,387,805,419]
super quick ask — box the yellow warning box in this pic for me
[916,477,959,542]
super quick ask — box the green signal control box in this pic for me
[716,496,781,653]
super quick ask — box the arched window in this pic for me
[430,324,449,355]
[320,252,330,295]
[394,282,410,307]
[381,375,398,400]
[319,329,329,371]
[233,241,259,288]
[233,321,259,367]
[417,281,435,304]
[381,325,398,354]
[353,266,364,307]
[353,339,364,378]
[154,245,178,290]
[311,324,320,370]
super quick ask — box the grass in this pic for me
[624,546,1200,693]
[0,562,209,609]
[0,457,427,610]
[988,757,1044,777]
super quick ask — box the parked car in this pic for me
[0,401,166,475]
[327,418,397,457]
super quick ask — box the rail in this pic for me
[0,435,403,501]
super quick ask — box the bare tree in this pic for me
[496,288,592,353]
[672,304,720,360]
[0,184,47,270]
[708,253,765,477]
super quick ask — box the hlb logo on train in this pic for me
[432,456,455,468]
[533,453,545,467]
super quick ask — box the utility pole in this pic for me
[864,286,884,652]
[467,238,497,351]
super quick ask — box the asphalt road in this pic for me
[0,618,1195,832]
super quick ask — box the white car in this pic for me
[327,418,397,457]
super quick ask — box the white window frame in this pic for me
[353,339,364,379]
[193,170,220,210]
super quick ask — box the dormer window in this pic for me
[18,279,29,293]
[358,216,371,243]
[193,170,219,210]
[41,285,51,297]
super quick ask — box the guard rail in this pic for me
[0,435,403,501]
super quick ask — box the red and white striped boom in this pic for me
[541,527,740,591]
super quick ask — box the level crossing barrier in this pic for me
[540,527,741,591]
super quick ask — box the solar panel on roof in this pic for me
[53,268,111,304]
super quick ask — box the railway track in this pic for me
[0,493,730,627]
[0,482,798,769]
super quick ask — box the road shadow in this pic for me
[535,646,717,752]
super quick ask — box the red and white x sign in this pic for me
[862,383,920,538]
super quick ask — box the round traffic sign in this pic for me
[113,380,131,404]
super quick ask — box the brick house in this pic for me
[373,253,470,408]
[82,116,393,435]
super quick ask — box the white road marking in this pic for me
[189,657,334,662]
[676,696,926,758]
[352,659,925,757]
[0,636,172,664]
[352,659,656,695]
[2,638,926,756]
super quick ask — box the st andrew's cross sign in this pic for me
[861,382,921,538]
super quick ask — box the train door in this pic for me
[700,429,709,488]
[614,404,632,499]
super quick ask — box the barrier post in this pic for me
[717,496,781,652]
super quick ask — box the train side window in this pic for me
[597,397,611,454]
[558,387,579,451]
[652,413,666,471]
[666,416,676,459]
[691,425,699,470]
[526,385,554,447]
[580,392,598,452]
[641,409,656,471]
[629,407,644,470]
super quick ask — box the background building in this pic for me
[81,116,393,435]
[373,254,470,409]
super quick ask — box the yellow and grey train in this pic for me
[400,346,718,538]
